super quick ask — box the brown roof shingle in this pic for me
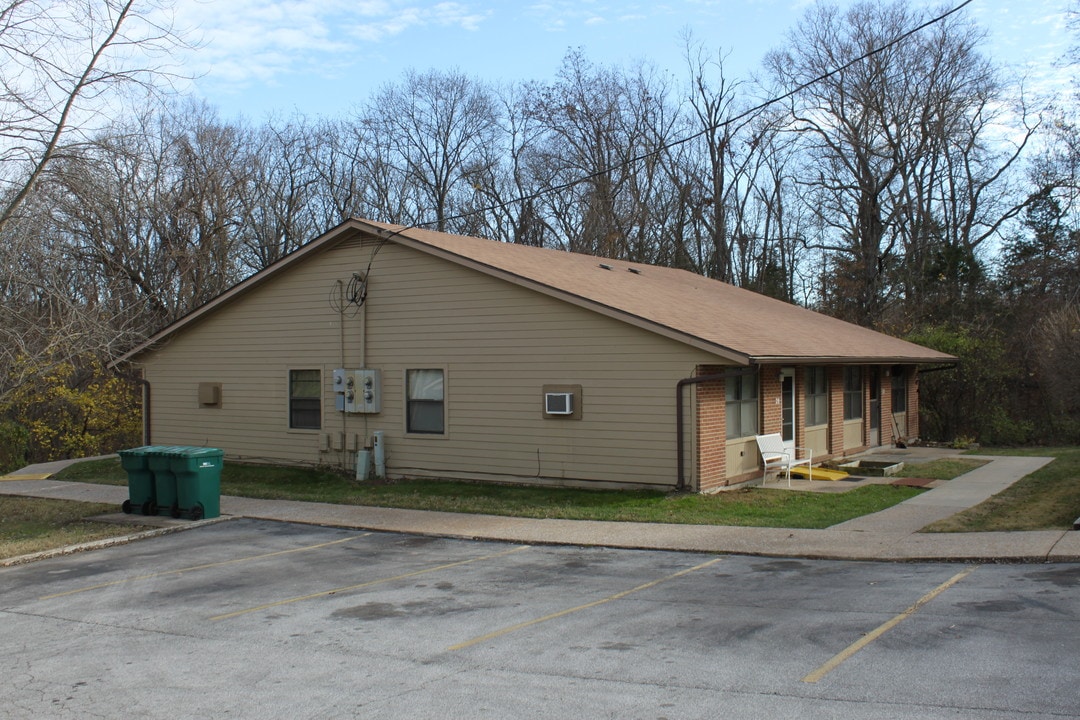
[368,220,955,365]
[115,218,955,366]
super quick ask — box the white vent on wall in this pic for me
[545,391,574,415]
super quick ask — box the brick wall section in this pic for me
[696,375,727,492]
[760,364,782,435]
[794,367,806,449]
[908,366,920,439]
[860,368,871,449]
[881,364,894,446]
[691,364,922,490]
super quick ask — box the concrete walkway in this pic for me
[2,452,1078,563]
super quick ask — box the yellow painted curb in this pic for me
[0,473,54,481]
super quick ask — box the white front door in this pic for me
[780,368,796,452]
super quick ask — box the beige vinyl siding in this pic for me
[843,420,863,450]
[805,425,829,456]
[726,438,759,477]
[139,237,726,488]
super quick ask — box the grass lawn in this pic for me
[53,456,952,530]
[0,496,153,561]
[904,457,987,480]
[923,447,1080,532]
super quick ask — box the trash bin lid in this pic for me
[118,445,165,457]
[163,446,224,458]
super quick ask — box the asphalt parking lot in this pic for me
[2,519,1078,719]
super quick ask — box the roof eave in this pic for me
[750,355,958,365]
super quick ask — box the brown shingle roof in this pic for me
[367,220,955,365]
[114,218,955,366]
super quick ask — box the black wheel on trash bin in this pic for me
[122,499,132,514]
[190,505,204,521]
[170,502,181,519]
[147,501,158,517]
[140,501,152,515]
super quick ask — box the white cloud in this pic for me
[347,2,487,42]
[173,0,489,91]
[526,1,653,32]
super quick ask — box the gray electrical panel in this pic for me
[353,368,381,413]
[334,368,381,414]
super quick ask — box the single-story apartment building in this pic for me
[113,218,956,492]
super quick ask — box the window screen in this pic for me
[289,369,321,429]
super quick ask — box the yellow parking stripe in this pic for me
[211,545,532,622]
[448,557,724,651]
[39,533,372,600]
[0,473,53,481]
[801,565,978,683]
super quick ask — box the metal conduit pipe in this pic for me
[675,367,756,492]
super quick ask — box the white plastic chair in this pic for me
[755,433,813,487]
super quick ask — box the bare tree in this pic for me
[360,68,500,232]
[451,82,551,246]
[306,117,382,227]
[678,38,754,282]
[765,0,1033,325]
[0,193,149,406]
[0,0,185,235]
[235,117,321,272]
[524,51,679,260]
[37,101,250,334]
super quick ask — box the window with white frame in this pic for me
[843,367,863,420]
[805,366,828,427]
[725,373,758,440]
[406,369,444,434]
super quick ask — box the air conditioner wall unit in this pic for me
[545,391,574,415]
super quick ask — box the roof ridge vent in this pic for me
[627,267,642,275]
[598,263,613,270]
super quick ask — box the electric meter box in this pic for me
[352,369,381,413]
[333,367,381,414]
[333,368,350,412]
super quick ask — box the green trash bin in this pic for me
[147,446,182,517]
[118,446,156,516]
[168,447,223,521]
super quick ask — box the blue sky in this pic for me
[171,0,1075,121]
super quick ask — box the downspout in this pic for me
[135,376,151,445]
[676,367,755,492]
[338,279,348,473]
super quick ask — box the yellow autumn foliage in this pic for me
[1,355,141,466]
